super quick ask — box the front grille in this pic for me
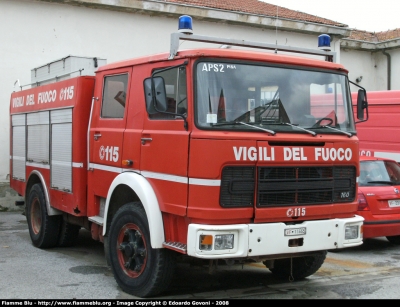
[220,166,255,208]
[257,166,356,207]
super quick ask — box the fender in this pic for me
[102,171,165,248]
[27,170,62,216]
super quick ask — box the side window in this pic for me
[101,74,128,118]
[149,66,187,119]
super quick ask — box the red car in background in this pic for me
[358,156,400,244]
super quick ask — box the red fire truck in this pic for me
[10,16,367,297]
[352,90,400,162]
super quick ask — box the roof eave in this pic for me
[341,38,400,51]
[35,0,351,37]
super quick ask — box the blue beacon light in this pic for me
[318,34,331,51]
[178,15,193,35]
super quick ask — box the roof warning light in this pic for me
[178,15,193,35]
[318,34,331,51]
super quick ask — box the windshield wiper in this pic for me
[282,123,317,136]
[211,121,276,135]
[312,125,354,137]
[366,181,393,185]
[239,122,276,135]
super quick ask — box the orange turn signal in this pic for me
[122,160,133,166]
[201,235,213,245]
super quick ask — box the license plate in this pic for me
[284,227,306,236]
[388,200,400,207]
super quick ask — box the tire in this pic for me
[268,251,327,281]
[26,183,61,248]
[104,235,111,267]
[108,202,176,298]
[58,220,81,247]
[386,235,400,244]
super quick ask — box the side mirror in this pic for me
[357,89,368,120]
[144,76,168,114]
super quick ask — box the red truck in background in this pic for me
[352,90,400,162]
[9,16,368,297]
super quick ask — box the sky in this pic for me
[262,0,399,32]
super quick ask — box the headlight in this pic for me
[345,224,359,240]
[215,234,234,250]
[199,233,235,251]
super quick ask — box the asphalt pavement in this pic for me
[2,201,400,299]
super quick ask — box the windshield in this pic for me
[359,160,400,186]
[195,61,355,134]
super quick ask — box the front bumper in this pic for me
[187,215,364,259]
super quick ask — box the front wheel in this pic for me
[108,202,176,298]
[267,251,327,281]
[26,183,61,248]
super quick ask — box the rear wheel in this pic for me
[267,251,327,281]
[26,183,61,248]
[108,202,176,298]
[58,220,81,247]
[386,235,400,244]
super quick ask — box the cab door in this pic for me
[88,67,132,216]
[140,63,190,216]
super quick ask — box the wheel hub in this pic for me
[120,242,134,257]
[30,197,42,235]
[117,224,147,277]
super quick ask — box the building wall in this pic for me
[388,49,400,90]
[341,48,400,92]
[0,0,393,182]
[0,0,343,181]
[341,49,386,92]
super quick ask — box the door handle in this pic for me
[141,137,152,145]
[94,133,102,141]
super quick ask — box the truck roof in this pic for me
[96,48,348,73]
[353,90,400,106]
[360,156,397,163]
